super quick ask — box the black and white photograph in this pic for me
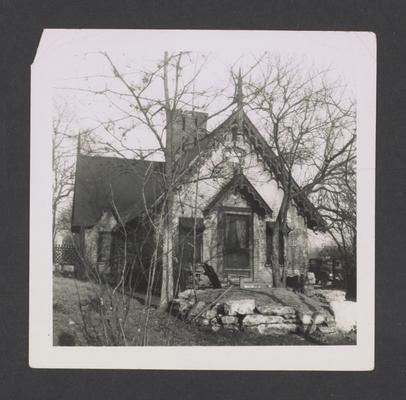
[30,30,375,369]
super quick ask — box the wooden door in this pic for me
[223,214,251,277]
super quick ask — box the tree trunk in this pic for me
[160,220,174,308]
[330,232,356,301]
[344,242,356,301]
[345,264,356,301]
[271,219,282,288]
[281,230,289,287]
[52,203,57,243]
[159,51,175,310]
[271,194,290,288]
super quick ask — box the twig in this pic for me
[191,285,234,322]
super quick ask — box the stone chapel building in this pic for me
[71,95,325,292]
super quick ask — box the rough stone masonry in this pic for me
[170,287,337,336]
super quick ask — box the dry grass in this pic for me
[53,276,354,346]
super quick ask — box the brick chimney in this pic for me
[172,110,208,153]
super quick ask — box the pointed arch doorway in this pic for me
[222,212,252,278]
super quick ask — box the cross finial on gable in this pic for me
[234,68,243,112]
[232,69,244,140]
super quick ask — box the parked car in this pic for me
[309,258,344,287]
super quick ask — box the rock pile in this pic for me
[170,288,335,336]
[315,289,356,333]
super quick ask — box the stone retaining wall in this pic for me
[170,289,336,336]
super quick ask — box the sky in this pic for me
[36,30,374,160]
[37,30,371,87]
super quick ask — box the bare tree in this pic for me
[52,101,77,241]
[52,100,96,242]
[245,54,356,287]
[69,51,235,309]
[316,146,356,299]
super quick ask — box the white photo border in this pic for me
[29,29,376,370]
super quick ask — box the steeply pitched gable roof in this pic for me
[71,155,164,232]
[71,110,325,232]
[182,110,326,230]
[204,173,273,218]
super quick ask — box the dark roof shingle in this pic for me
[71,155,164,232]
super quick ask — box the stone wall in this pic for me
[171,129,311,286]
[286,205,309,276]
[253,213,274,285]
[202,211,219,271]
[171,288,336,336]
[83,210,117,274]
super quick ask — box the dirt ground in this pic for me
[53,276,355,346]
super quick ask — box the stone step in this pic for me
[239,278,272,289]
